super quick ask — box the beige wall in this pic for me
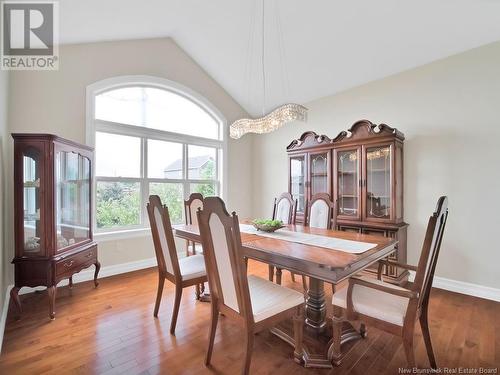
[252,41,500,289]
[5,36,500,295]
[0,70,9,327]
[6,38,253,284]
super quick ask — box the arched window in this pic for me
[86,76,227,235]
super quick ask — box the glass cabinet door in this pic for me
[310,152,329,195]
[55,151,91,250]
[365,145,392,220]
[336,148,360,219]
[23,152,43,255]
[289,155,306,214]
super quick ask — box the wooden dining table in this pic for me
[174,222,397,369]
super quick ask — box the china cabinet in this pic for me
[11,134,100,319]
[287,120,408,285]
[287,135,332,221]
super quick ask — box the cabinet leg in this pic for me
[47,286,56,320]
[94,261,101,288]
[10,287,22,319]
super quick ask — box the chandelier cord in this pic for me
[275,0,289,101]
[245,0,257,115]
[261,0,266,117]
[229,0,308,139]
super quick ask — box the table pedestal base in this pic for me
[270,317,364,368]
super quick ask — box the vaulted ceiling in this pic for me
[60,0,500,116]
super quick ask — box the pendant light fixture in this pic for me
[229,0,307,139]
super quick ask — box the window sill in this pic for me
[94,228,151,242]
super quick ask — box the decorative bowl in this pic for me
[252,219,284,233]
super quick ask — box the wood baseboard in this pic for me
[408,271,500,302]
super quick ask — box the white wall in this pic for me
[252,41,500,290]
[6,38,253,285]
[0,70,10,342]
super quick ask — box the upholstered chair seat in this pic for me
[248,275,305,322]
[178,254,206,281]
[333,276,409,326]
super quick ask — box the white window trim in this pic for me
[85,75,228,241]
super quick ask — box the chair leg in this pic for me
[242,331,254,375]
[195,284,201,300]
[268,265,274,282]
[205,302,219,366]
[170,285,183,335]
[290,272,296,282]
[360,323,367,338]
[276,268,282,285]
[301,275,308,292]
[420,309,437,369]
[402,326,416,368]
[331,305,343,365]
[293,306,304,364]
[154,275,165,317]
[185,240,189,257]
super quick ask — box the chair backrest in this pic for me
[272,192,297,224]
[197,197,253,320]
[147,195,181,279]
[412,196,449,309]
[184,192,204,226]
[306,193,336,229]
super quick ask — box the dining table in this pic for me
[174,222,397,369]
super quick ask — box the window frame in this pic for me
[86,75,228,239]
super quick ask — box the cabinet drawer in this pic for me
[361,228,386,237]
[55,248,97,277]
[338,225,361,234]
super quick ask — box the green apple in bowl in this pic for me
[252,219,285,232]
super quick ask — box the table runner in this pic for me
[239,224,376,254]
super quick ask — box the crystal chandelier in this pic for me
[229,0,308,139]
[230,103,307,139]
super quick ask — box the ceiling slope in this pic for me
[60,0,500,115]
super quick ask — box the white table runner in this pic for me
[239,224,376,254]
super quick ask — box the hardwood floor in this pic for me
[0,260,499,374]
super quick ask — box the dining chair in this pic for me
[184,192,204,256]
[305,193,336,230]
[184,192,207,298]
[147,195,208,334]
[302,193,337,292]
[197,197,304,375]
[269,192,298,284]
[331,196,449,368]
